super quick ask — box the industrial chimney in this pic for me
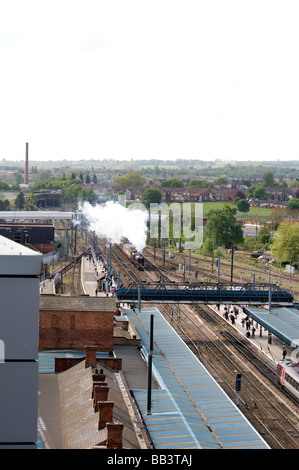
[24,142,29,185]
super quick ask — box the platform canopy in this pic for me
[243,306,299,348]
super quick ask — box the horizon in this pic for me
[1,156,299,166]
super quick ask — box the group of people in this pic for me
[88,250,119,298]
[222,306,257,338]
[219,303,288,361]
[223,306,239,325]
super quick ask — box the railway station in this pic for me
[35,243,299,448]
[121,305,270,449]
[81,248,298,448]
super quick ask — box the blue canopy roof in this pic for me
[243,306,299,348]
[125,306,269,449]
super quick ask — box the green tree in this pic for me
[14,192,25,209]
[215,176,228,185]
[160,178,184,188]
[257,226,271,246]
[0,199,10,210]
[246,184,268,200]
[85,173,91,184]
[141,188,162,208]
[242,179,252,187]
[236,199,250,213]
[262,171,275,187]
[271,220,299,263]
[188,179,214,188]
[24,193,38,211]
[287,179,299,188]
[205,204,244,248]
[12,170,23,185]
[114,171,145,188]
[0,182,10,190]
[286,198,299,210]
[188,179,202,188]
[35,170,52,181]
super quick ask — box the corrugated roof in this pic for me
[243,306,299,348]
[124,306,269,449]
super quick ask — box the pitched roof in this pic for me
[58,360,142,449]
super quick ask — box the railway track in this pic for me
[144,246,299,299]
[160,302,299,449]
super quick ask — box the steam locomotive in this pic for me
[119,243,145,271]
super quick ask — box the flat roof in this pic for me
[0,235,42,275]
[124,306,269,449]
[0,223,54,227]
[243,306,299,348]
[39,294,116,312]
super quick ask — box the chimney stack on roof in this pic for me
[85,345,97,368]
[106,423,124,449]
[92,369,105,382]
[92,379,107,399]
[98,401,114,430]
[93,385,110,411]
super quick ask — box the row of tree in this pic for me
[141,198,299,267]
[203,204,299,267]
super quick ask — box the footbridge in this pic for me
[116,282,293,306]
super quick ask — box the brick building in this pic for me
[39,295,116,352]
[0,222,55,254]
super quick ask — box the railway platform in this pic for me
[81,253,117,297]
[210,304,295,366]
[122,305,270,449]
[40,279,55,294]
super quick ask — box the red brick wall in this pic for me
[39,309,115,352]
[55,357,82,372]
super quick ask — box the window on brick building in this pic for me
[70,315,76,329]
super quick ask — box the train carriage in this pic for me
[277,359,299,399]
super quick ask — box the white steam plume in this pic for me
[80,200,148,252]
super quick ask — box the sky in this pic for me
[0,0,299,163]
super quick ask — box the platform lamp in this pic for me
[146,314,154,415]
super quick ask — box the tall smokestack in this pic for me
[24,142,29,185]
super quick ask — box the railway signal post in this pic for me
[235,371,242,406]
